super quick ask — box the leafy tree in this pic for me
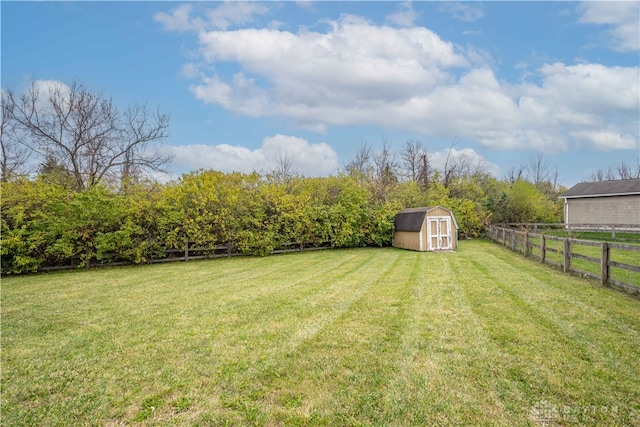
[1,159,570,275]
[159,170,249,249]
[1,179,68,273]
[43,185,134,267]
[491,179,561,224]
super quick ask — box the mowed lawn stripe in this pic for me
[2,250,375,425]
[248,249,412,425]
[2,241,640,426]
[397,251,518,426]
[459,243,640,424]
[487,241,640,333]
[469,243,640,382]
[208,249,406,423]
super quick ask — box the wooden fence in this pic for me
[37,240,333,272]
[488,225,640,295]
[503,223,640,240]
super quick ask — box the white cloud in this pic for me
[162,134,338,176]
[578,1,640,51]
[439,2,485,23]
[500,63,640,153]
[534,63,639,113]
[569,130,638,151]
[462,30,483,37]
[154,4,196,32]
[190,15,468,128]
[262,134,339,175]
[429,147,500,176]
[205,1,269,31]
[180,63,203,79]
[386,2,420,28]
[190,75,235,109]
[163,7,638,155]
[391,68,521,140]
[294,1,315,12]
[154,2,269,32]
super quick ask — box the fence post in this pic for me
[540,235,546,264]
[524,232,529,257]
[611,225,616,240]
[511,230,516,251]
[184,241,189,262]
[601,242,609,286]
[563,238,571,273]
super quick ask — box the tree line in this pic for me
[1,79,573,274]
[1,165,567,275]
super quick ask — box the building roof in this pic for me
[559,178,640,199]
[394,206,458,232]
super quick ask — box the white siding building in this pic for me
[559,179,640,227]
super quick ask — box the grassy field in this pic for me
[2,240,640,426]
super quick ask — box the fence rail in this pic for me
[488,225,640,295]
[504,223,640,240]
[37,241,333,273]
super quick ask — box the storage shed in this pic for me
[393,206,458,252]
[559,178,640,226]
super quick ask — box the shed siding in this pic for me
[393,230,424,251]
[566,195,640,225]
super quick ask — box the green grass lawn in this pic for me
[2,241,639,426]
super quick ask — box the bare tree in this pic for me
[416,151,432,189]
[344,142,373,177]
[615,161,640,179]
[525,153,556,187]
[586,161,640,182]
[587,168,609,183]
[270,150,296,183]
[504,165,525,184]
[373,138,398,184]
[399,139,423,182]
[442,138,459,189]
[3,79,171,190]
[449,152,479,178]
[0,91,32,181]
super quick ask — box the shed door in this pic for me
[428,217,452,251]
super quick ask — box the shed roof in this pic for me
[559,178,640,199]
[394,206,458,232]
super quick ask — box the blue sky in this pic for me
[2,1,639,187]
